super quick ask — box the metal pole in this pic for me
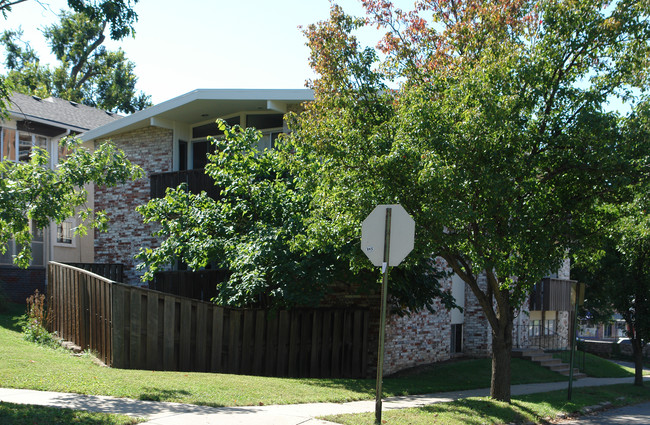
[568,283,579,400]
[375,207,392,425]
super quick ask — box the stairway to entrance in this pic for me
[512,348,587,379]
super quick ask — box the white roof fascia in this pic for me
[267,100,287,113]
[81,88,313,142]
[150,117,174,129]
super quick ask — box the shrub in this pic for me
[20,290,58,347]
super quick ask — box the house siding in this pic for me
[383,298,453,375]
[382,258,493,375]
[94,126,173,284]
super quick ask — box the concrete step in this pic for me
[538,359,563,367]
[513,349,587,379]
[513,349,546,359]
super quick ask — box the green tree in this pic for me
[573,103,650,387]
[0,0,139,39]
[0,136,143,268]
[136,122,453,311]
[2,10,150,113]
[291,1,650,401]
[0,0,141,113]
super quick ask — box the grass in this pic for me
[0,402,143,425]
[322,383,650,424]
[0,303,636,409]
[554,350,636,377]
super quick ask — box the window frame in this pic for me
[52,218,77,248]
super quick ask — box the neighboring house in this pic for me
[0,93,121,303]
[579,314,627,341]
[81,88,575,374]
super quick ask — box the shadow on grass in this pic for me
[300,358,566,401]
[137,387,195,403]
[415,398,527,424]
[295,377,376,396]
[0,401,139,425]
[0,302,26,332]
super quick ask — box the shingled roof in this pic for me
[6,92,123,134]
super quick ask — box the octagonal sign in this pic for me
[361,204,415,267]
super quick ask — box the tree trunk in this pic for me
[632,336,645,387]
[490,321,513,401]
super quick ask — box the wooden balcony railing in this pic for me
[150,169,221,199]
[529,277,576,311]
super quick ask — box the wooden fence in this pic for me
[48,262,113,365]
[150,269,228,302]
[48,262,371,378]
[65,263,124,283]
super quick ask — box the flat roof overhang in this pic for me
[81,88,314,141]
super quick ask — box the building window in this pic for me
[257,130,282,152]
[57,220,74,244]
[246,113,283,129]
[0,222,45,267]
[178,140,187,171]
[451,324,463,354]
[0,240,14,265]
[2,128,16,161]
[1,128,49,163]
[191,140,214,170]
[545,319,556,334]
[31,223,44,266]
[529,320,541,337]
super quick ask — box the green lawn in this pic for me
[554,350,637,377]
[0,402,143,425]
[323,384,650,425]
[0,303,633,408]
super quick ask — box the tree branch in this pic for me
[69,20,107,87]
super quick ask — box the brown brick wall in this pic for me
[94,126,173,284]
[0,266,46,304]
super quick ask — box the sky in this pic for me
[1,0,634,113]
[2,0,398,105]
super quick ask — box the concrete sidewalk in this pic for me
[0,377,647,425]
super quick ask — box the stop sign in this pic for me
[361,204,415,267]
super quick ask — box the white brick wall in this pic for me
[94,126,173,284]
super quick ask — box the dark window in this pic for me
[451,324,463,353]
[0,240,13,264]
[192,116,240,139]
[246,114,283,130]
[178,140,187,171]
[192,141,211,170]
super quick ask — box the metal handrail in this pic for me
[513,323,570,351]
[513,323,586,372]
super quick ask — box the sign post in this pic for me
[568,282,585,400]
[361,204,415,425]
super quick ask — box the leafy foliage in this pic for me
[292,1,650,400]
[137,121,452,311]
[573,151,650,386]
[2,10,150,113]
[0,1,140,40]
[0,136,143,268]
